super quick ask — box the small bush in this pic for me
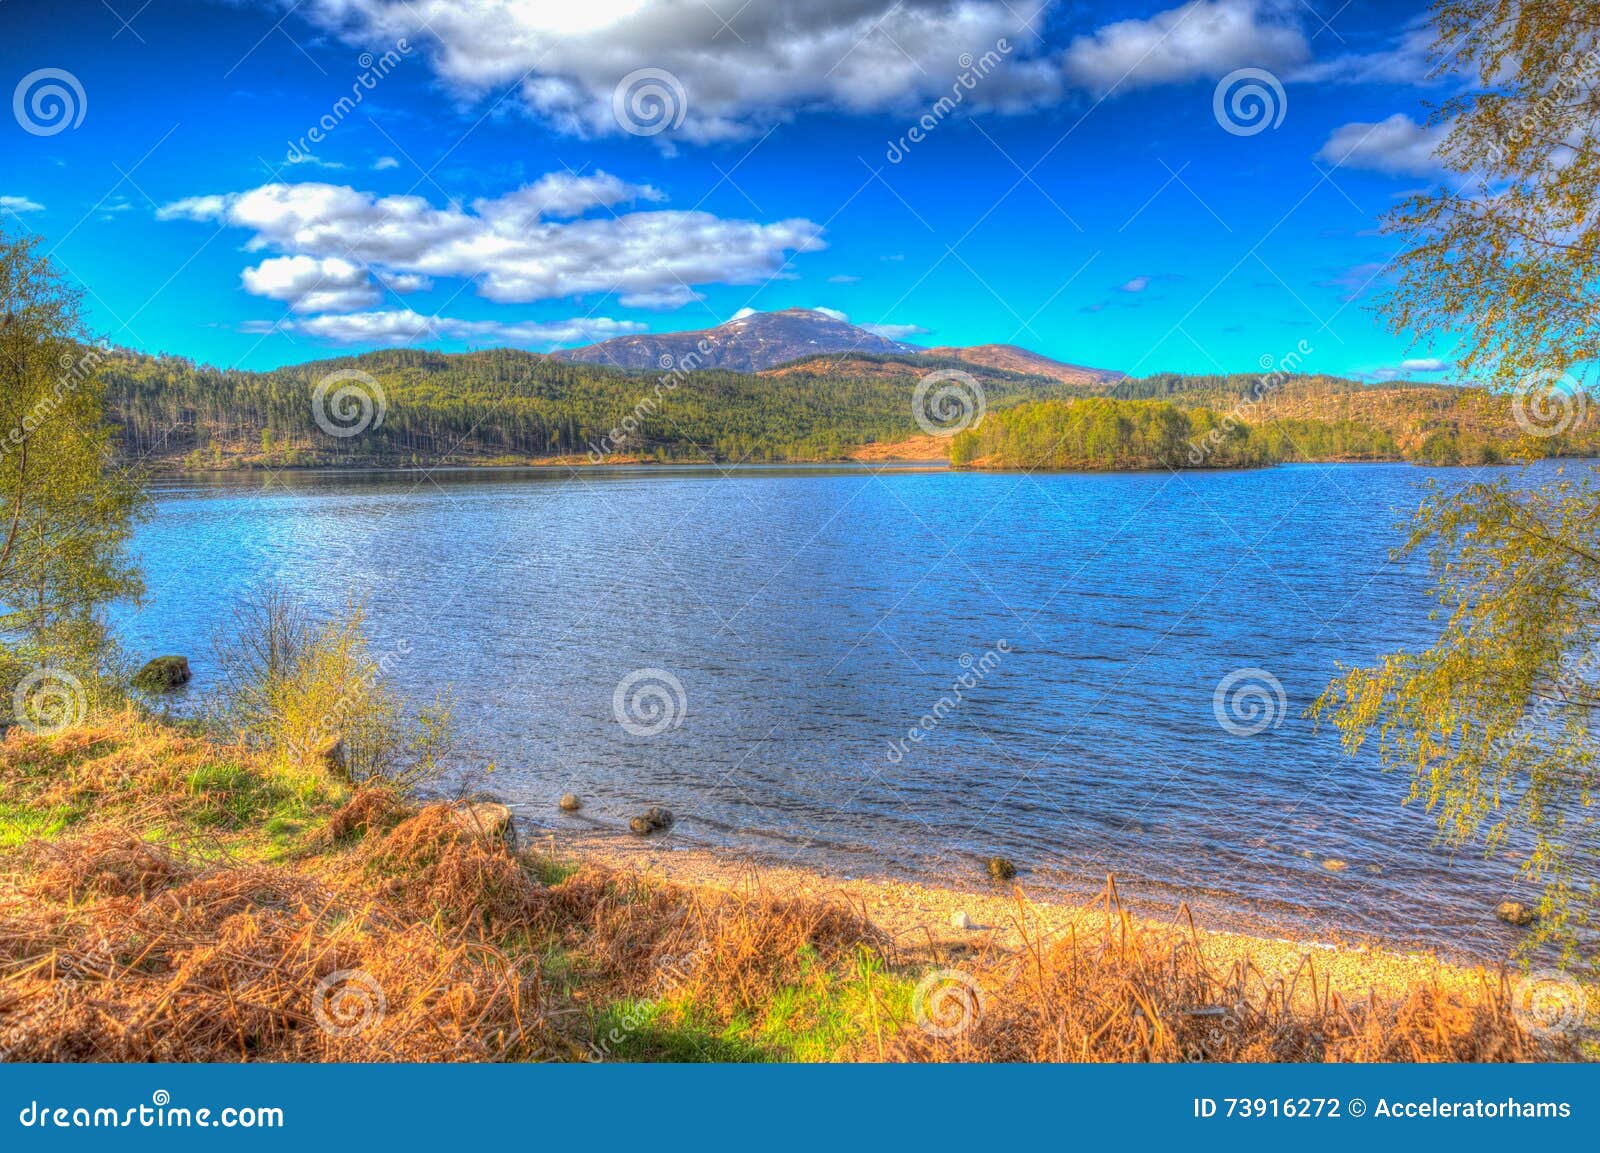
[210,585,454,789]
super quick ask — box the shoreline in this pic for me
[541,823,1495,1003]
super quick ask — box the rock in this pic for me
[132,655,191,692]
[629,806,674,836]
[1496,900,1537,927]
[986,856,1017,881]
[1322,859,1348,872]
[951,910,974,930]
[558,793,582,812]
[311,735,347,779]
[449,800,518,850]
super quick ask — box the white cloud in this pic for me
[373,156,400,170]
[159,173,823,312]
[1316,114,1448,176]
[241,255,380,313]
[787,306,924,339]
[1296,22,1438,86]
[1400,357,1450,373]
[861,322,929,339]
[1063,0,1309,92]
[260,309,647,348]
[0,195,45,213]
[295,0,1057,142]
[826,274,861,284]
[1118,275,1150,293]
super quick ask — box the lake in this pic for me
[119,460,1552,958]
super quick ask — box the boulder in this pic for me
[450,800,519,850]
[629,806,674,836]
[986,856,1017,881]
[1495,900,1537,927]
[132,655,191,692]
[951,910,974,931]
[559,793,582,812]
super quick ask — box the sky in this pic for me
[0,0,1465,379]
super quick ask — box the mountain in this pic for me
[922,343,1121,388]
[548,307,919,372]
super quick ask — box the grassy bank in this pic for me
[0,714,1576,1062]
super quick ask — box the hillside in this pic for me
[548,307,918,372]
[97,334,1596,472]
[924,343,1121,389]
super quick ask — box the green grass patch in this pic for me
[0,800,83,848]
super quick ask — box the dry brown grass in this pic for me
[885,882,1540,1063]
[0,717,1573,1063]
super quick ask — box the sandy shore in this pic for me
[540,826,1492,1002]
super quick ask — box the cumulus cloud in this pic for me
[373,156,400,170]
[1063,0,1309,92]
[1119,276,1150,293]
[1400,357,1450,373]
[1316,114,1448,176]
[241,255,380,313]
[159,173,823,312]
[0,195,44,213]
[255,309,647,348]
[294,0,1059,143]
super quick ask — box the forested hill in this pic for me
[98,345,1595,472]
[100,346,1070,468]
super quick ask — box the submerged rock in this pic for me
[1322,859,1348,872]
[132,655,191,692]
[558,793,582,812]
[450,800,518,850]
[629,806,674,836]
[986,856,1017,881]
[1495,900,1537,927]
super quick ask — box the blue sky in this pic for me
[0,0,1461,379]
